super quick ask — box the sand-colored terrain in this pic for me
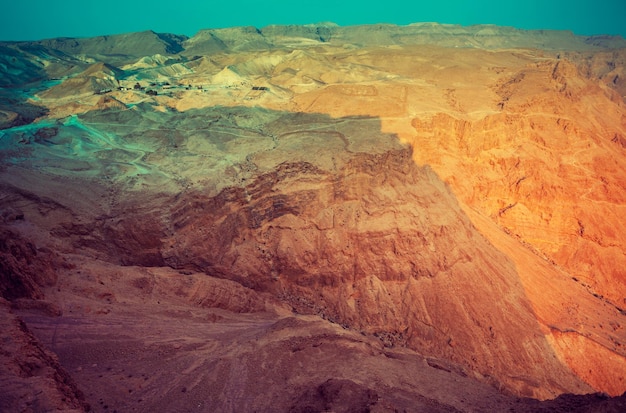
[1,23,626,412]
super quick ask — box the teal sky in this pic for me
[1,0,624,41]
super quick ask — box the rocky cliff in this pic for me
[161,115,590,398]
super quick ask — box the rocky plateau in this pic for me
[1,23,626,412]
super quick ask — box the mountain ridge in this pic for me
[4,22,625,59]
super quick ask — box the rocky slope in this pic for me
[0,299,89,413]
[1,23,626,411]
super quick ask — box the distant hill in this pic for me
[13,30,187,65]
[3,23,625,64]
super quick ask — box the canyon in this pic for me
[1,23,626,412]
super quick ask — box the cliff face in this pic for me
[162,127,588,398]
[0,227,60,301]
[405,58,626,310]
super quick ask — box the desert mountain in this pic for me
[32,30,186,63]
[1,23,626,412]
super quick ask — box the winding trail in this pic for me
[63,115,167,178]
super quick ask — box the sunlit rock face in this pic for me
[405,58,626,308]
[1,23,626,410]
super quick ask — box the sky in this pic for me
[1,0,624,41]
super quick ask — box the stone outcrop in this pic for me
[0,227,60,301]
